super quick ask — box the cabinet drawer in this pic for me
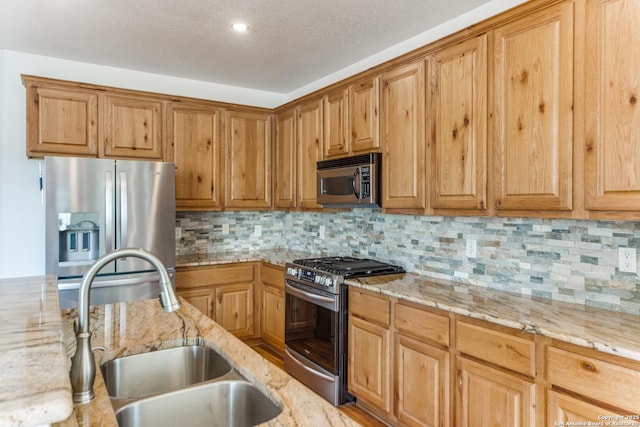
[177,263,255,289]
[261,263,284,290]
[395,302,449,348]
[349,288,390,327]
[455,320,535,377]
[547,347,640,413]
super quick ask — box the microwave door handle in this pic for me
[352,168,361,199]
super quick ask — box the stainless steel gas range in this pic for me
[283,256,404,406]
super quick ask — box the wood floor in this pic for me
[251,343,388,427]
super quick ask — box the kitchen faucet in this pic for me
[69,248,181,404]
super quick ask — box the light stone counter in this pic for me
[55,298,359,427]
[0,276,73,427]
[348,273,640,362]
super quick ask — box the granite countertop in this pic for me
[348,273,640,362]
[0,276,72,426]
[54,298,358,427]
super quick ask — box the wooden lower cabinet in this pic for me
[176,263,257,339]
[547,390,640,426]
[395,333,449,427]
[348,313,392,415]
[455,356,536,427]
[260,263,285,351]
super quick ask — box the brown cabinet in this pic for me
[583,0,640,212]
[297,98,323,209]
[176,263,257,339]
[260,263,285,351]
[428,34,488,213]
[394,302,450,427]
[23,78,99,158]
[166,102,222,210]
[323,88,350,159]
[348,288,392,416]
[102,94,164,159]
[455,356,536,427]
[274,107,297,209]
[350,76,380,154]
[547,390,639,426]
[224,110,272,209]
[380,60,426,211]
[547,345,640,416]
[492,2,574,213]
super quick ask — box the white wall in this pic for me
[0,50,285,279]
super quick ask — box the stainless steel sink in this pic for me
[101,345,233,400]
[115,380,282,427]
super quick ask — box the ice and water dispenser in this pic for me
[57,212,100,263]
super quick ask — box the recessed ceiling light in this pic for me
[231,22,249,32]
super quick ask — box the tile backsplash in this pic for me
[176,210,640,314]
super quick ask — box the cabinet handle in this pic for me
[457,369,462,390]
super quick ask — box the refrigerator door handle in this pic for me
[119,171,128,248]
[105,171,114,252]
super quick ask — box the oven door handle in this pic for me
[285,282,338,312]
[285,347,335,382]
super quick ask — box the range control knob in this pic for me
[286,267,298,277]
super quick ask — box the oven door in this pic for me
[284,279,343,404]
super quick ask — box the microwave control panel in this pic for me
[360,166,370,198]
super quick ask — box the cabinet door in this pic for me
[395,334,450,427]
[350,76,380,153]
[380,60,426,210]
[547,390,640,426]
[297,99,323,209]
[215,283,254,338]
[455,356,536,427]
[323,88,350,158]
[584,0,640,211]
[275,107,297,208]
[224,110,272,209]
[429,35,487,211]
[178,288,215,319]
[25,83,99,158]
[492,2,573,211]
[261,284,285,351]
[261,264,285,351]
[167,103,221,209]
[102,94,164,159]
[348,314,391,414]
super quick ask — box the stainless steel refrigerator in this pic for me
[44,156,176,308]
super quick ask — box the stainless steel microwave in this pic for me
[317,153,381,207]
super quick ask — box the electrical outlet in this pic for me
[319,225,325,239]
[175,227,182,240]
[466,239,477,258]
[222,224,229,235]
[619,247,637,274]
[254,225,262,237]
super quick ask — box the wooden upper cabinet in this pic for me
[380,60,426,211]
[102,94,164,159]
[323,88,350,159]
[350,76,380,154]
[297,98,323,209]
[275,107,297,209]
[429,34,488,212]
[23,77,98,158]
[224,110,272,209]
[492,2,574,212]
[166,102,221,210]
[583,0,640,211]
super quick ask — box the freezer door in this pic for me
[45,157,116,278]
[114,160,176,273]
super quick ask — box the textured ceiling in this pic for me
[2,0,505,94]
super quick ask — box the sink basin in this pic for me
[101,345,233,400]
[115,380,282,427]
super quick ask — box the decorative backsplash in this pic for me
[176,210,640,314]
